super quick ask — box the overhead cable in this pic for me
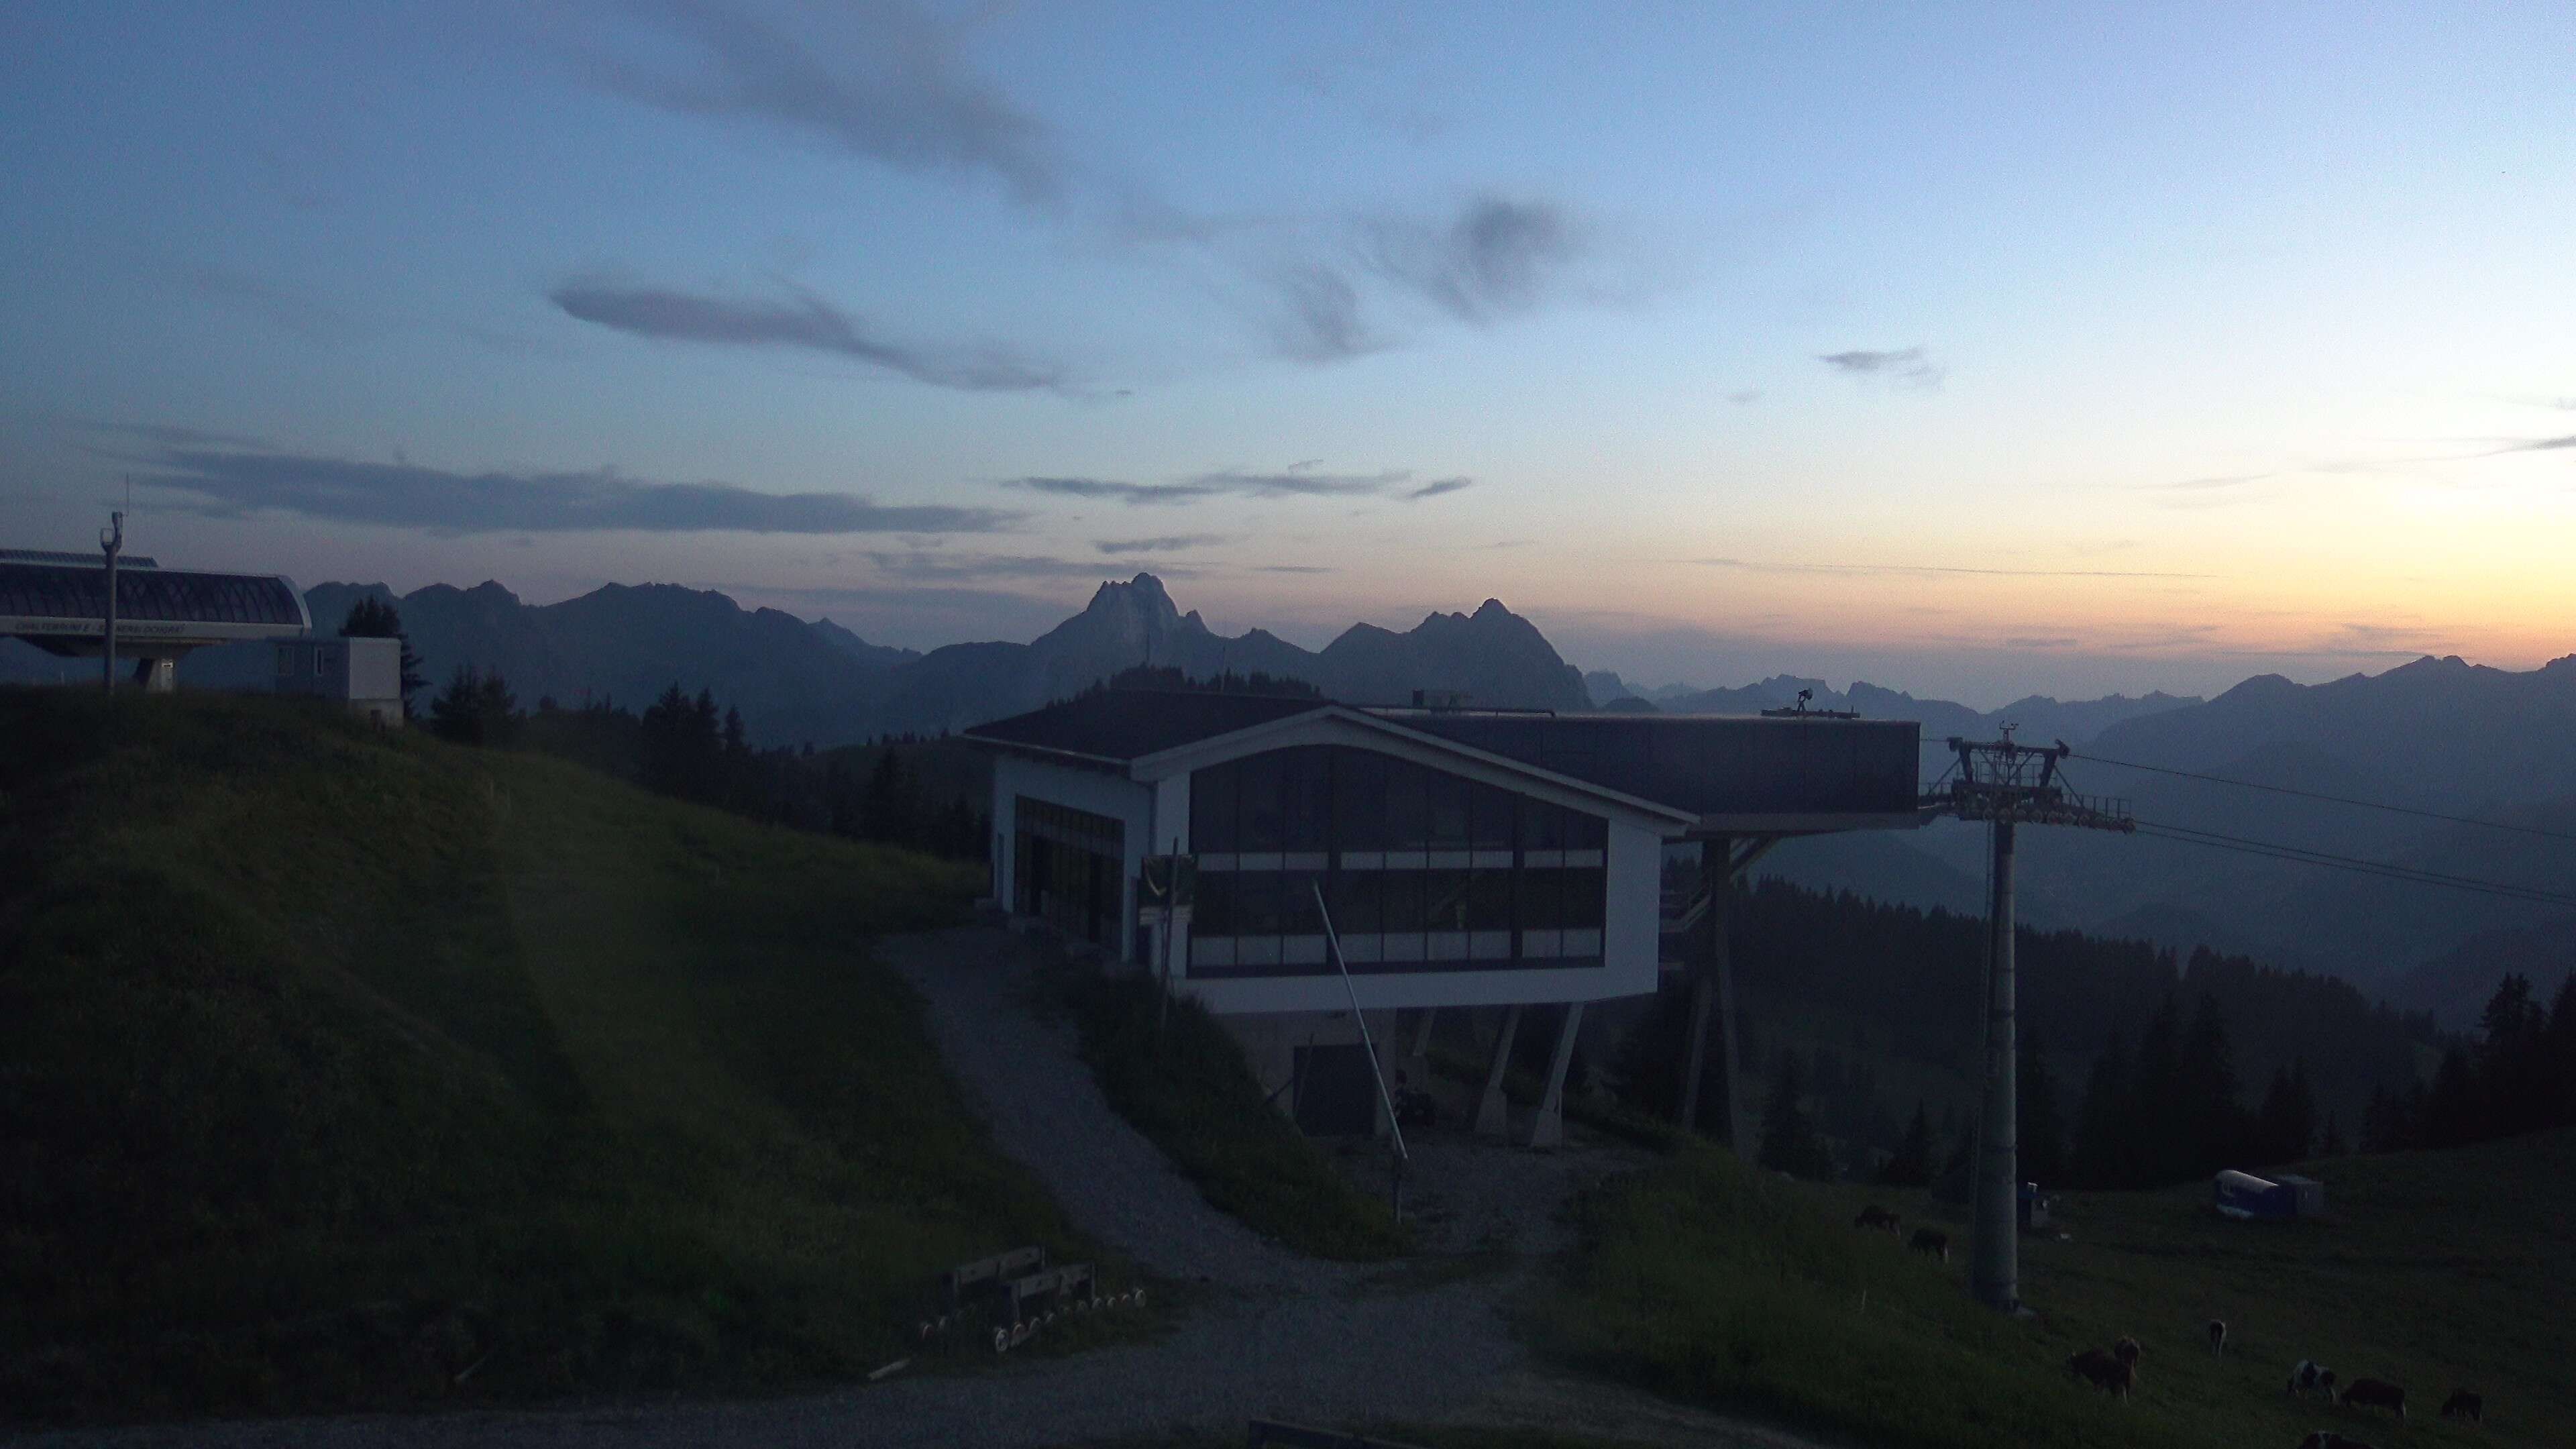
[2074,750,2576,844]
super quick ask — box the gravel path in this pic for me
[875,927,1332,1295]
[16,928,1839,1449]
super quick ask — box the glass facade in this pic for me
[1013,796,1125,947]
[1187,745,1608,977]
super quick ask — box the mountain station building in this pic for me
[1,548,309,690]
[965,689,1923,1144]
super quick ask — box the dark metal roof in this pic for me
[0,548,160,568]
[1387,710,1921,818]
[967,690,1925,822]
[0,561,305,627]
[966,689,1329,761]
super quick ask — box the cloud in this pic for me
[1694,557,2217,580]
[863,549,1142,581]
[2139,472,2273,492]
[2002,636,2081,649]
[1267,262,1377,362]
[2489,433,2576,455]
[1095,534,1223,555]
[551,281,1063,392]
[1005,468,1467,506]
[1250,564,1336,574]
[134,444,1015,535]
[596,0,1061,206]
[1818,346,1943,389]
[1366,196,1582,324]
[76,419,274,451]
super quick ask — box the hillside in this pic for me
[1558,1128,2576,1449]
[0,690,1099,1424]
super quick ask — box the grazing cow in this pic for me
[2068,1338,2141,1397]
[2440,1389,2483,1423]
[2340,1378,2407,1419]
[2297,1434,2378,1449]
[2207,1319,2227,1357]
[1908,1227,1949,1262]
[2288,1360,2338,1399]
[1854,1205,1902,1234]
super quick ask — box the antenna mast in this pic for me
[1933,729,2131,1312]
[99,510,125,692]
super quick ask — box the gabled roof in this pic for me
[963,688,1328,763]
[965,689,1927,835]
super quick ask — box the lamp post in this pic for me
[99,511,123,692]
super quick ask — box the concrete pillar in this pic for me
[1529,1002,1587,1149]
[1474,1004,1523,1138]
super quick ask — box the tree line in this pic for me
[1620,874,2443,1189]
[365,602,984,862]
[2361,971,2576,1155]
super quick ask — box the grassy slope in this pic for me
[1554,1133,2575,1449]
[1059,965,1410,1261]
[0,690,1103,1423]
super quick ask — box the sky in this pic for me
[3,1,2572,708]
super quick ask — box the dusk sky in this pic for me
[4,1,2571,706]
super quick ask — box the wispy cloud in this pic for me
[551,281,1063,392]
[2489,433,2576,455]
[594,0,1061,206]
[1818,346,1943,389]
[863,549,1139,581]
[1265,261,1379,363]
[1006,468,1470,507]
[1096,534,1223,555]
[1365,196,1582,324]
[1694,557,2217,580]
[133,443,1014,535]
[1250,564,1336,574]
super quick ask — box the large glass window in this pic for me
[1182,745,1616,978]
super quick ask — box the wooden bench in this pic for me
[943,1245,1046,1308]
[1003,1261,1093,1320]
[1246,1422,1426,1449]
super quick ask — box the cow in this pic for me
[1908,1227,1949,1262]
[2069,1337,2142,1398]
[2207,1318,2227,1357]
[2339,1378,2406,1419]
[2440,1389,2483,1423]
[1854,1205,1902,1235]
[2297,1434,2378,1449]
[2288,1360,2338,1400]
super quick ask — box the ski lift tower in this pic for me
[1931,730,2132,1312]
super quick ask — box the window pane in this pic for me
[1283,747,1330,852]
[1468,868,1511,930]
[1470,784,1516,850]
[1192,761,1238,853]
[1278,869,1324,935]
[1519,797,1566,852]
[1329,867,1382,933]
[1332,748,1387,851]
[1421,868,1470,934]
[1385,759,1430,851]
[1238,753,1284,853]
[1426,771,1469,849]
[1381,869,1425,932]
[1517,868,1560,932]
[1566,810,1608,851]
[1239,871,1285,936]
[1563,867,1606,927]
[1195,871,1238,935]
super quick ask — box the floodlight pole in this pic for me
[1936,732,2132,1313]
[1313,881,1407,1219]
[99,510,124,692]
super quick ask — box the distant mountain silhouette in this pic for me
[865,576,1589,735]
[148,571,1587,747]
